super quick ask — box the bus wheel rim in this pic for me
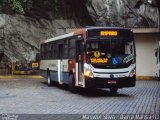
[48,76,50,85]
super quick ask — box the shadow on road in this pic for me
[77,88,131,98]
[41,81,131,98]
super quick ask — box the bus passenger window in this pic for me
[53,43,58,59]
[46,44,50,59]
[40,44,44,59]
[63,40,68,59]
[49,43,53,58]
[68,48,75,58]
[58,44,63,59]
[44,44,48,59]
[68,39,75,58]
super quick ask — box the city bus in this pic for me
[40,27,136,93]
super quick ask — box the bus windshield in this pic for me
[86,39,135,66]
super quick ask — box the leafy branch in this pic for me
[0,0,33,14]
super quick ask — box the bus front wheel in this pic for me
[110,88,118,94]
[69,74,77,93]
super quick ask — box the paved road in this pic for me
[0,78,159,115]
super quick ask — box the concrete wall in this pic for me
[135,34,160,76]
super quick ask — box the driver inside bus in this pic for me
[87,43,98,52]
[111,42,119,56]
[87,44,93,52]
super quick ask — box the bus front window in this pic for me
[86,39,135,66]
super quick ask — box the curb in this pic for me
[0,75,43,79]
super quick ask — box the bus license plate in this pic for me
[108,81,116,84]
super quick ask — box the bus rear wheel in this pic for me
[47,71,54,87]
[69,74,77,93]
[110,88,118,94]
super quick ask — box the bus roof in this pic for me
[41,32,75,44]
[41,27,131,44]
[86,26,130,31]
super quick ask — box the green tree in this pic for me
[0,0,33,14]
[9,0,25,14]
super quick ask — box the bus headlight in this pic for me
[84,70,94,78]
[129,69,136,77]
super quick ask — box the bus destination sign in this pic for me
[100,31,118,36]
[87,29,131,38]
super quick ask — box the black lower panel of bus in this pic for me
[85,76,136,88]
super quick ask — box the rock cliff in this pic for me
[0,14,78,62]
[87,0,159,27]
[0,0,94,62]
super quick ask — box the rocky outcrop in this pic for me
[87,0,159,27]
[0,0,94,63]
[0,0,159,62]
[0,14,78,62]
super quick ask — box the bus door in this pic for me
[76,40,84,86]
[58,44,63,84]
[156,41,160,78]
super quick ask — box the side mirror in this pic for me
[155,49,157,57]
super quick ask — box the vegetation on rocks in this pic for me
[0,0,92,15]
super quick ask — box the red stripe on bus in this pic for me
[73,29,85,36]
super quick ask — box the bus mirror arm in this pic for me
[155,49,157,57]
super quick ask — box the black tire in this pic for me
[68,74,77,93]
[110,88,118,94]
[47,70,53,87]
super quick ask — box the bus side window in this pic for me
[51,43,54,59]
[63,39,68,59]
[68,38,75,58]
[49,43,53,58]
[58,44,63,59]
[51,42,57,59]
[44,43,48,59]
[44,44,48,59]
[40,44,44,59]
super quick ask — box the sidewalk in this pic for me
[0,75,43,79]
[136,76,159,80]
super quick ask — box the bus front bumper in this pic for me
[85,76,136,88]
